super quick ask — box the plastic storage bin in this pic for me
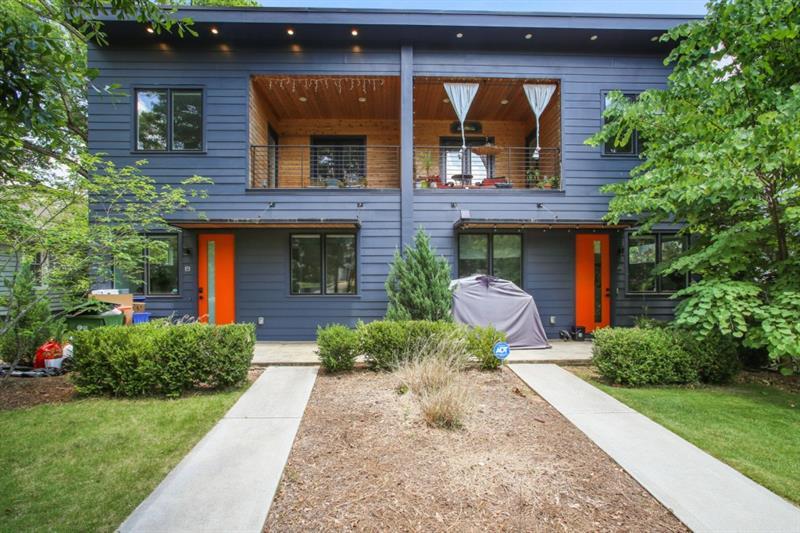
[132,312,151,324]
[66,313,125,331]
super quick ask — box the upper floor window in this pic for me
[626,233,688,294]
[602,92,639,156]
[136,89,203,151]
[114,234,180,295]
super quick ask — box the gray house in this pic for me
[89,6,696,340]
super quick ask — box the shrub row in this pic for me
[592,326,740,386]
[71,321,255,398]
[316,320,506,372]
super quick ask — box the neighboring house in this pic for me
[88,6,698,340]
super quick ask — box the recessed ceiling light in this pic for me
[287,28,294,36]
[650,35,658,42]
[298,96,307,102]
[210,27,219,35]
[500,99,509,105]
[358,96,367,103]
[351,28,359,37]
[524,33,533,40]
[590,34,598,41]
[443,98,450,103]
[146,26,154,34]
[456,32,463,38]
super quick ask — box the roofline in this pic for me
[102,6,700,31]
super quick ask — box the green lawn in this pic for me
[577,370,800,504]
[0,388,246,532]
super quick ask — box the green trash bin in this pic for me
[66,313,125,331]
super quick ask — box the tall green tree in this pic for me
[587,0,800,370]
[385,229,453,321]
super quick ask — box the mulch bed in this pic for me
[0,375,76,410]
[265,368,686,532]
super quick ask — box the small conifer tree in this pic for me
[385,228,452,321]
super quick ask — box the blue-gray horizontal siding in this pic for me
[88,42,676,336]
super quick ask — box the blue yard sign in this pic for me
[492,341,511,361]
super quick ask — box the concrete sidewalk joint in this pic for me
[119,366,318,533]
[509,364,800,533]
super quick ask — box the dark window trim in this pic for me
[113,232,182,297]
[624,231,689,296]
[289,232,358,296]
[309,135,366,185]
[133,87,206,154]
[601,91,639,158]
[456,231,523,286]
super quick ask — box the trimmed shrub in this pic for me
[71,321,255,398]
[592,327,697,386]
[466,325,506,370]
[677,331,741,384]
[317,324,359,372]
[358,320,462,370]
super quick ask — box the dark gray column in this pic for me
[400,44,414,248]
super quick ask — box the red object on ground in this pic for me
[33,340,62,369]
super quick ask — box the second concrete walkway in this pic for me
[120,366,318,533]
[510,364,800,533]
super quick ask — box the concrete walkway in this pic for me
[510,364,800,533]
[252,340,593,366]
[119,366,318,533]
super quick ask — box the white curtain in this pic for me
[444,83,479,153]
[523,84,556,158]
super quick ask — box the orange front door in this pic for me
[575,233,611,332]
[197,233,235,324]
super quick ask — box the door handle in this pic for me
[605,288,611,297]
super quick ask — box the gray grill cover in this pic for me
[451,275,550,349]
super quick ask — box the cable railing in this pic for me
[412,146,561,190]
[250,144,400,189]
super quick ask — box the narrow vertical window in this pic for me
[458,234,489,277]
[291,235,322,294]
[148,235,179,295]
[171,90,203,150]
[627,235,657,292]
[602,93,638,156]
[325,235,357,294]
[136,89,168,150]
[659,235,687,292]
[492,234,522,287]
[593,239,602,322]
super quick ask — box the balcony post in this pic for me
[400,44,414,248]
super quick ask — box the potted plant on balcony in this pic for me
[416,150,436,188]
[525,168,541,189]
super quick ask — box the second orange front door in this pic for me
[575,233,611,333]
[197,233,235,324]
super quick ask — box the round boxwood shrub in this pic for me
[592,327,698,386]
[317,324,359,372]
[676,330,741,384]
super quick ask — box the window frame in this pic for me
[457,232,523,287]
[133,87,205,153]
[309,135,367,186]
[439,136,496,184]
[625,232,689,296]
[289,232,358,296]
[601,91,639,157]
[113,233,182,297]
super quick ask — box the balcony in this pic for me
[413,145,561,190]
[250,144,400,189]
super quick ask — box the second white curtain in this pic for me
[523,84,556,157]
[444,82,479,152]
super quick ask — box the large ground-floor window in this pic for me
[457,233,522,287]
[291,233,357,295]
[113,234,180,295]
[626,232,688,294]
